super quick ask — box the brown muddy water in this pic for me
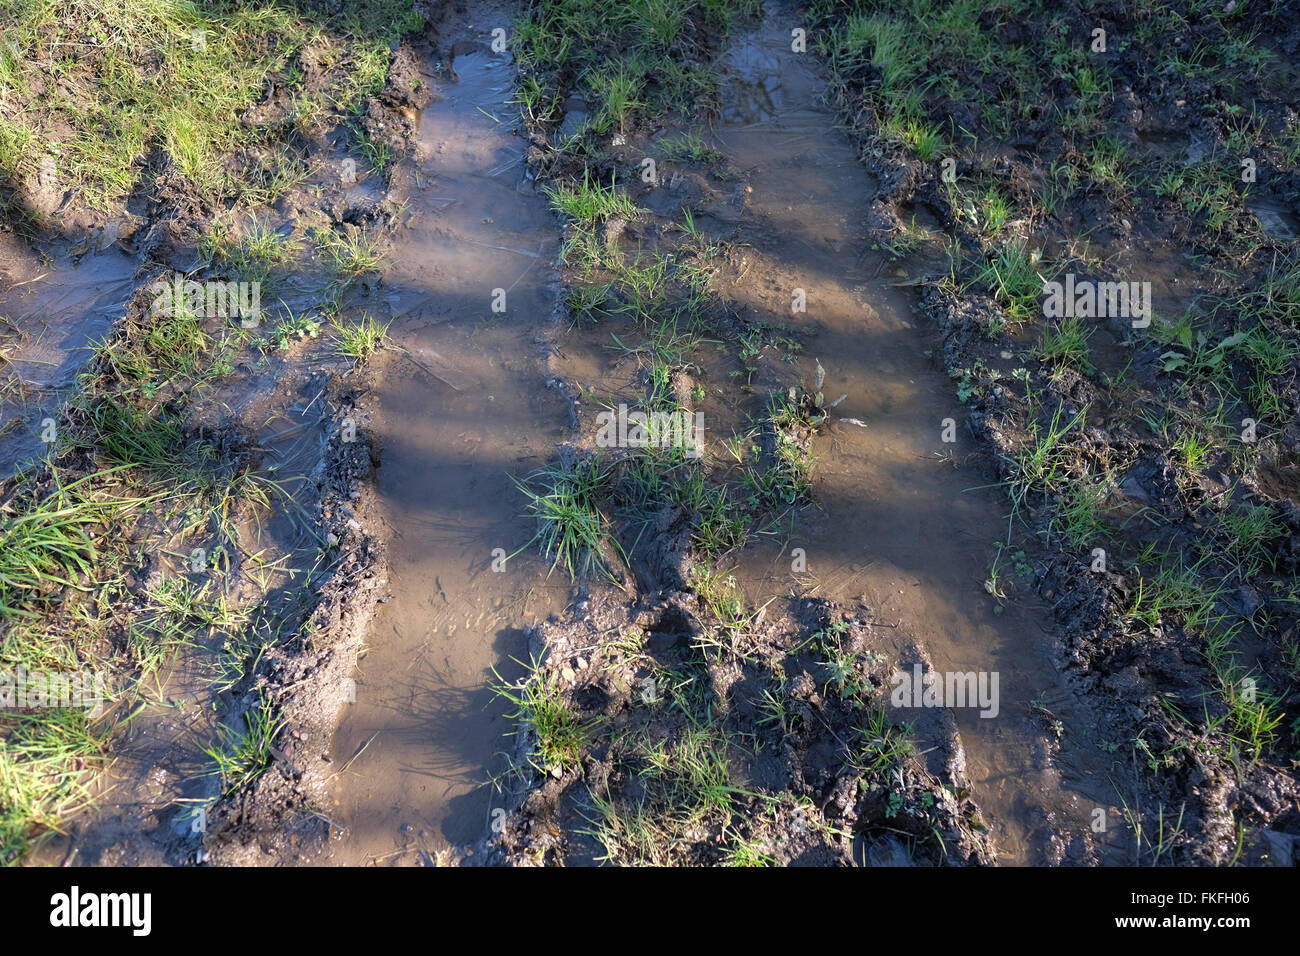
[325,44,572,864]
[0,233,138,476]
[698,9,1120,864]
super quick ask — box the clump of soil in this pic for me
[203,403,389,866]
[478,590,993,866]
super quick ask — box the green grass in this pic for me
[900,117,946,161]
[1172,428,1214,474]
[547,170,639,226]
[745,390,817,508]
[586,65,644,135]
[313,226,386,287]
[975,241,1044,326]
[0,467,133,621]
[1046,470,1112,549]
[92,290,221,399]
[202,692,284,794]
[332,313,391,364]
[0,710,103,865]
[201,216,299,285]
[1261,255,1300,326]
[584,722,747,866]
[0,0,424,211]
[658,130,723,165]
[268,312,324,351]
[565,280,616,323]
[83,399,288,546]
[1222,676,1284,761]
[492,658,590,774]
[1218,502,1283,576]
[125,579,216,683]
[1002,402,1087,517]
[1038,316,1094,373]
[1127,549,1226,634]
[978,188,1013,235]
[724,836,775,866]
[854,704,915,777]
[833,13,924,94]
[1085,135,1129,192]
[675,472,748,555]
[690,565,753,638]
[510,0,757,143]
[89,400,191,476]
[513,457,619,581]
[1116,793,1186,865]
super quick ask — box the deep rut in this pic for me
[326,29,571,864]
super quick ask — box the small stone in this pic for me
[561,667,575,681]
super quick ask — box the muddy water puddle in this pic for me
[705,7,1121,864]
[325,48,572,864]
[0,234,138,476]
[1247,197,1300,241]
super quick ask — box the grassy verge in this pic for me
[0,0,424,217]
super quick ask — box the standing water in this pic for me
[326,42,571,864]
[706,5,1118,864]
[0,234,137,477]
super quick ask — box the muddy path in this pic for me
[2,0,1289,870]
[325,26,573,864]
[697,7,1118,864]
[534,1,1122,863]
[319,0,1128,865]
[795,0,1300,866]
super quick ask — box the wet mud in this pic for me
[325,39,573,863]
